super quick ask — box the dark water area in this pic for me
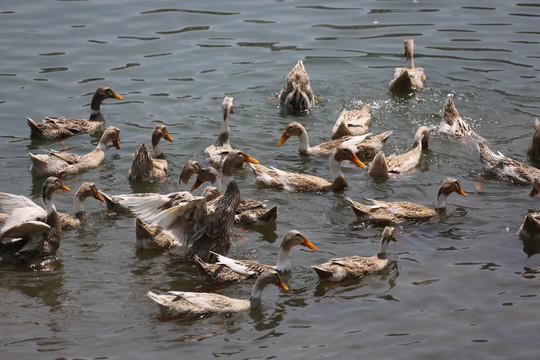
[1,0,540,358]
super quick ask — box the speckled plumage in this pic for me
[331,105,372,140]
[276,60,316,111]
[389,39,426,93]
[128,125,173,182]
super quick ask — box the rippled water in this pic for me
[1,0,540,358]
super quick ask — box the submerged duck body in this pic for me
[26,86,122,141]
[276,60,316,111]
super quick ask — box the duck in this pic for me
[128,124,174,182]
[346,178,467,226]
[250,145,366,192]
[389,39,426,93]
[355,131,393,159]
[147,269,288,320]
[0,182,104,230]
[527,118,540,163]
[275,60,316,111]
[367,126,430,180]
[0,177,70,264]
[194,230,316,283]
[204,97,236,169]
[277,121,372,157]
[518,178,540,239]
[439,98,477,139]
[28,126,120,177]
[312,226,397,282]
[26,86,122,141]
[123,150,258,260]
[190,166,279,226]
[101,159,202,214]
[331,105,372,140]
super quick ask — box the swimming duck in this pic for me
[0,177,70,264]
[312,226,397,282]
[389,39,426,93]
[147,269,288,320]
[331,105,372,140]
[353,131,393,159]
[190,166,279,226]
[0,182,103,230]
[346,178,467,226]
[277,121,372,157]
[367,126,430,180]
[518,178,540,239]
[204,97,236,169]
[527,119,540,163]
[194,230,316,283]
[439,98,477,139]
[124,150,258,261]
[128,124,173,182]
[101,160,202,214]
[275,60,316,111]
[250,145,366,192]
[28,126,120,177]
[26,86,122,141]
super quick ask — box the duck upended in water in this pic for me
[26,86,122,141]
[147,269,288,320]
[28,126,120,177]
[195,230,316,283]
[347,178,467,226]
[0,182,103,230]
[518,178,540,239]
[331,105,372,140]
[368,126,430,180]
[439,98,477,139]
[277,121,372,157]
[389,39,426,93]
[122,150,258,261]
[250,146,365,192]
[312,226,397,282]
[128,124,173,182]
[204,97,236,169]
[275,60,316,111]
[0,177,70,264]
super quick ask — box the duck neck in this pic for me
[73,196,85,221]
[329,154,344,181]
[249,282,265,309]
[274,246,292,272]
[214,110,231,147]
[434,192,448,212]
[297,127,310,153]
[152,134,164,159]
[89,93,105,122]
[376,240,390,259]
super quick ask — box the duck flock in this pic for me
[1,39,539,320]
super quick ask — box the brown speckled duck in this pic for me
[0,177,70,264]
[26,86,122,141]
[347,178,467,226]
[331,105,372,140]
[312,226,397,282]
[194,230,316,283]
[277,121,372,157]
[204,97,236,169]
[128,124,173,182]
[389,39,426,93]
[250,145,366,192]
[518,178,540,239]
[147,269,288,320]
[123,150,258,261]
[439,98,477,139]
[368,126,430,180]
[275,60,316,111]
[28,126,120,177]
[0,182,103,230]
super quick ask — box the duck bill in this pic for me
[112,139,121,150]
[529,188,539,197]
[350,153,367,169]
[302,237,317,250]
[277,132,290,147]
[60,183,71,192]
[112,91,123,100]
[190,178,204,191]
[457,187,467,197]
[164,133,173,142]
[94,192,105,202]
[230,107,235,114]
[391,235,398,242]
[243,154,259,164]
[276,276,289,291]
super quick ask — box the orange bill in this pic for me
[276,275,289,291]
[112,91,123,100]
[94,192,105,202]
[60,182,71,192]
[350,152,367,169]
[243,153,259,164]
[112,139,121,150]
[457,186,467,197]
[164,133,173,142]
[277,131,290,147]
[530,188,539,197]
[190,178,204,191]
[391,235,398,242]
[302,237,317,250]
